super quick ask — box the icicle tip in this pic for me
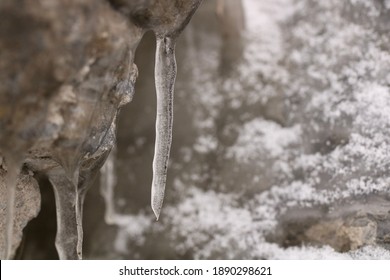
[151,187,163,221]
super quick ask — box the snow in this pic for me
[229,119,301,161]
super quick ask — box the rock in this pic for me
[305,216,377,252]
[0,167,41,258]
[273,196,390,253]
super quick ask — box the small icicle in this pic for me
[48,167,81,260]
[100,148,117,224]
[151,35,177,220]
[2,155,21,260]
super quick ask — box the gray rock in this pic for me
[0,166,41,258]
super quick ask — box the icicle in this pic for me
[151,35,177,220]
[59,156,80,189]
[4,164,17,259]
[49,148,110,260]
[100,148,117,224]
[47,167,81,260]
[1,154,21,260]
[76,149,111,257]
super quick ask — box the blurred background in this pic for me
[20,0,390,259]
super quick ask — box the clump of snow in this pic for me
[113,213,152,254]
[349,246,390,260]
[193,135,218,154]
[228,119,301,162]
[163,188,254,259]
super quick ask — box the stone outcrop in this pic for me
[0,0,202,259]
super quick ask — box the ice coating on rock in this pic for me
[151,36,177,220]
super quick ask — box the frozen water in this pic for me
[47,167,81,259]
[151,36,177,220]
[3,158,19,260]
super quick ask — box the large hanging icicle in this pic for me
[148,0,203,220]
[151,36,177,220]
[108,0,203,220]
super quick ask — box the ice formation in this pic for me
[139,1,202,220]
[3,159,19,260]
[152,36,177,220]
[110,0,202,220]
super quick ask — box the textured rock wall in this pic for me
[0,0,140,259]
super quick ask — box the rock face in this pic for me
[274,195,390,252]
[0,0,202,259]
